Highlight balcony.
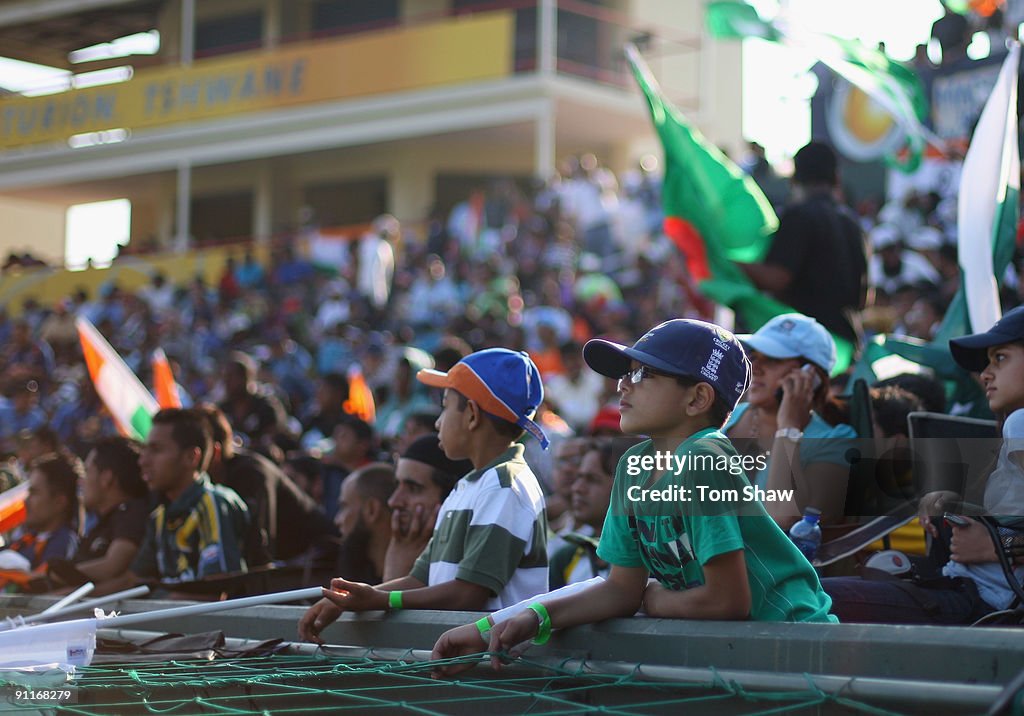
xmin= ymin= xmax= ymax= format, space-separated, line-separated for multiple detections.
xmin=0 ymin=0 xmax=700 ymax=156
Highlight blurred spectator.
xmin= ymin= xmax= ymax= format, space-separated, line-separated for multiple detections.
xmin=48 ymin=437 xmax=148 ymax=589
xmin=334 ymin=463 xmax=396 ymax=585
xmin=218 ymin=352 xmax=288 ymax=447
xmin=0 ymin=382 xmax=48 ymax=451
xmin=545 ymin=341 xmax=604 ymax=433
xmin=200 ymin=405 xmax=336 ymax=564
xmin=5 ymin=454 xmax=80 ymax=573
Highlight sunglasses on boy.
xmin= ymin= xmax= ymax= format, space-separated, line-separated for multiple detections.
xmin=617 ymin=365 xmax=687 ymax=392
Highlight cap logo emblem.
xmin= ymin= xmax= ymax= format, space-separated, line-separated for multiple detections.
xmin=778 ymin=319 xmax=796 ymax=334
xmin=700 ymin=348 xmax=724 ymax=382
xmin=712 ymin=327 xmax=733 ymax=350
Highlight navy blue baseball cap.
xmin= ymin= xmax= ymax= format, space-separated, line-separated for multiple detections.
xmin=583 ymin=319 xmax=751 ymax=409
xmin=949 ymin=305 xmax=1024 ymax=372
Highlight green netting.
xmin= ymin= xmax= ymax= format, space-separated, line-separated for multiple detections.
xmin=0 ymin=651 xmax=924 ymax=716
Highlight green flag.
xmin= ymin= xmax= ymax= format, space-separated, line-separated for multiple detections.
xmin=626 ymin=44 xmax=854 ymax=373
xmin=706 ymin=1 xmax=932 ymax=172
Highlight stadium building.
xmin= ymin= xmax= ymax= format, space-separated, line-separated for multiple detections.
xmin=0 ymin=0 xmax=741 ymax=297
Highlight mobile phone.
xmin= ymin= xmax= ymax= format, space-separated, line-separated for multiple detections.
xmin=775 ymin=364 xmax=823 ymax=403
xmin=943 ymin=512 xmax=970 ymax=528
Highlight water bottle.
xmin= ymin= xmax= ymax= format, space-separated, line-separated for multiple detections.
xmin=789 ymin=507 xmax=822 ymax=561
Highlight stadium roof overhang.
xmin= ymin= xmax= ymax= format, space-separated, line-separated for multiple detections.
xmin=0 ymin=0 xmax=160 ymax=70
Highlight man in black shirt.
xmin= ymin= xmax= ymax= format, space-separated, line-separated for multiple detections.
xmin=48 ymin=437 xmax=149 ymax=589
xmin=742 ymin=142 xmax=868 ymax=347
xmin=199 ymin=405 xmax=336 ymax=564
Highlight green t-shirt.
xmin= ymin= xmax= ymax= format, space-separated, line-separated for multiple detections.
xmin=596 ymin=428 xmax=838 ymax=623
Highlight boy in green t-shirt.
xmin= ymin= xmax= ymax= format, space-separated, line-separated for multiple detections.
xmin=432 ymin=319 xmax=837 ymax=675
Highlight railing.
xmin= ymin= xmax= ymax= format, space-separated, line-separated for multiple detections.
xmin=3 ymin=1 xmax=700 ymax=106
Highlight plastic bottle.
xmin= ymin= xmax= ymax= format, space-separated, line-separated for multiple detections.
xmin=789 ymin=507 xmax=822 ymax=561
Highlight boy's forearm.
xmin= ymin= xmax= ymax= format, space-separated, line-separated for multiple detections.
xmin=396 ymin=579 xmax=491 ymax=611
xmin=544 ymin=568 xmax=646 ymax=630
xmin=377 ymin=575 xmax=426 ymax=592
xmin=646 ymin=583 xmax=749 ymax=620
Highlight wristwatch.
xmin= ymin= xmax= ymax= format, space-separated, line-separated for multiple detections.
xmin=774 ymin=427 xmax=804 ymax=442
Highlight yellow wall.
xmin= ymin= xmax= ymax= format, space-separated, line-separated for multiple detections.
xmin=0 ymin=197 xmax=66 ymax=266
xmin=0 ymin=243 xmax=270 ymax=314
xmin=0 ymin=11 xmax=513 ymax=151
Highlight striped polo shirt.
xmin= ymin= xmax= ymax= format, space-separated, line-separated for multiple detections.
xmin=411 ymin=443 xmax=548 ymax=609
xmin=131 ymin=474 xmax=250 ymax=583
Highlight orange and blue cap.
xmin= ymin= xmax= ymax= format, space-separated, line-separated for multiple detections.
xmin=417 ymin=348 xmax=549 ymax=449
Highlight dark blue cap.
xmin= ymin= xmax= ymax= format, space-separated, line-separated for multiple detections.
xmin=949 ymin=305 xmax=1024 ymax=372
xmin=583 ymin=319 xmax=751 ymax=409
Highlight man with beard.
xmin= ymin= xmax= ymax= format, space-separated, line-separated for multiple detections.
xmin=334 ymin=464 xmax=396 ymax=585
xmin=382 ymin=434 xmax=472 ymax=580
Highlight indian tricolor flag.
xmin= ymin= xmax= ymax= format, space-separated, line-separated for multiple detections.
xmin=77 ymin=317 xmax=159 ymax=440
xmin=343 ymin=365 xmax=376 ymax=424
xmin=152 ymin=348 xmax=183 ymax=409
xmin=625 ymin=44 xmax=855 ymax=372
xmin=0 ymin=482 xmax=29 ymax=534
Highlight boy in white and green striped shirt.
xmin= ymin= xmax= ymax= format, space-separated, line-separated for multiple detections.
xmin=299 ymin=348 xmax=549 ymax=644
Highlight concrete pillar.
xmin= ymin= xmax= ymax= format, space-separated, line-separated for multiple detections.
xmin=535 ymin=100 xmax=556 ymax=180
xmin=538 ymin=0 xmax=556 ymax=75
xmin=180 ymin=0 xmax=195 ymax=66
xmin=264 ymin=0 xmax=282 ymax=48
xmin=175 ymin=160 xmax=192 ymax=251
xmin=253 ymin=161 xmax=273 ymax=243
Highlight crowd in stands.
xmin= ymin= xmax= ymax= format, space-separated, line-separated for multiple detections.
xmin=1 ymin=144 xmax=1024 ymax=634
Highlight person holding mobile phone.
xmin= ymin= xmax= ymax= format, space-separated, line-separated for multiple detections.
xmin=723 ymin=313 xmax=857 ymax=530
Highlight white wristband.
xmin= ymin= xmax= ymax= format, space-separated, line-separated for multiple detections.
xmin=775 ymin=427 xmax=803 ymax=442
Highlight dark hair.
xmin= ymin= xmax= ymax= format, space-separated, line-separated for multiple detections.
xmin=673 ymin=375 xmax=734 ymax=429
xmin=285 ymin=453 xmax=322 ymax=482
xmin=559 ymin=341 xmax=583 ymax=359
xmin=870 ymin=386 xmax=925 ymax=438
xmin=151 ymin=408 xmax=213 ymax=468
xmin=801 ymin=362 xmax=849 ymax=428
xmin=586 ymin=436 xmax=645 ymax=477
xmin=351 ymin=463 xmax=397 ymax=505
xmin=193 ymin=403 xmax=235 ymax=464
xmin=405 ymin=411 xmax=440 ymax=434
xmin=227 ymin=351 xmax=257 ymax=382
xmin=402 ymin=433 xmax=472 ymax=500
xmin=873 ymin=373 xmax=946 ymax=414
xmin=339 ymin=415 xmax=375 ymax=445
xmin=433 ymin=338 xmax=472 ymax=372
xmin=31 ymin=454 xmax=82 ymax=524
xmin=29 ymin=426 xmax=59 ymax=451
xmin=90 ymin=437 xmax=146 ymax=499
xmin=793 ymin=141 xmax=837 ymax=186
xmin=320 ymin=373 xmax=350 ymax=400
xmin=453 ymin=391 xmax=524 ymax=441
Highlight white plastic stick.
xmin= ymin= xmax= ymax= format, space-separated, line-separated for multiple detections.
xmin=98 ymin=586 xmax=323 ymax=629
xmin=3 ymin=586 xmax=152 ymax=630
xmin=41 ymin=582 xmax=95 ymax=615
